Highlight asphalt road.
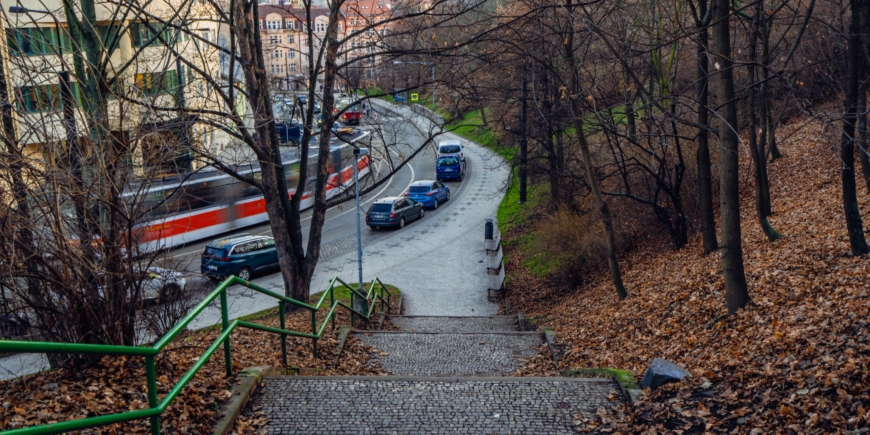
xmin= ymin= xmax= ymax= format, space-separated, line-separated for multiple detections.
xmin=168 ymin=109 xmax=461 ymax=275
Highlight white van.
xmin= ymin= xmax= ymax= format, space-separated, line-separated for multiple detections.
xmin=437 ymin=139 xmax=465 ymax=162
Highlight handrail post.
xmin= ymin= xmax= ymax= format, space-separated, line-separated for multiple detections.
xmin=278 ymin=303 xmax=288 ymax=366
xmin=145 ymin=356 xmax=161 ymax=435
xmin=311 ymin=310 xmax=318 ymax=358
xmin=330 ymin=285 xmax=336 ymax=330
xmin=219 ymin=289 xmax=233 ymax=377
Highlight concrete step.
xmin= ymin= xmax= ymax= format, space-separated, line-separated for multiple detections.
xmin=254 ymin=376 xmax=621 ymax=435
xmin=389 ymin=315 xmax=518 ymax=333
xmin=352 ymin=331 xmax=544 ymax=376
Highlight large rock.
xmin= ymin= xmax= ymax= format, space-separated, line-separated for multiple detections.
xmin=640 ymin=358 xmax=692 ymax=390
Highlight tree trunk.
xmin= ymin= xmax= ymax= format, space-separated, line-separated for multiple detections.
xmin=695 ymin=7 xmax=719 ymax=254
xmin=748 ymin=8 xmax=781 ymax=242
xmin=563 ymin=3 xmax=627 ymax=299
xmin=711 ymin=0 xmax=750 ymax=313
xmin=858 ymin=75 xmax=870 ymax=194
xmin=840 ymin=3 xmax=870 ymax=255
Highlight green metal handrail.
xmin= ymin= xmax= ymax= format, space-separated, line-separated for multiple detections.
xmin=0 ymin=275 xmax=393 ymax=435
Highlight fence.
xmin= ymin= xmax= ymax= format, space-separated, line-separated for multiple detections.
xmin=0 ymin=275 xmax=393 ymax=435
xmin=485 ymin=219 xmax=506 ymax=312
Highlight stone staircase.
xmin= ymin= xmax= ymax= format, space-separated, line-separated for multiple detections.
xmin=251 ymin=314 xmax=623 ymax=434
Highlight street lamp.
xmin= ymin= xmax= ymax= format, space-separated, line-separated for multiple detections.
xmin=393 ymin=61 xmax=435 ymax=109
xmin=352 ymin=147 xmax=369 ymax=315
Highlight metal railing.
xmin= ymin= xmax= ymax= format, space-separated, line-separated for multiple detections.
xmin=0 ymin=275 xmax=393 ymax=435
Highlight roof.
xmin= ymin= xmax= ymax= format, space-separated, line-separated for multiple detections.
xmin=208 ymin=234 xmax=257 ymax=248
xmin=259 ymin=5 xmax=345 ymax=20
xmin=374 ymin=197 xmax=403 ymax=203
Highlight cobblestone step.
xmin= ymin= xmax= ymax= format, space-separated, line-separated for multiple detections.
xmin=389 ymin=315 xmax=518 ymax=333
xmin=254 ymin=376 xmax=622 ymax=435
xmin=353 ymin=331 xmax=544 ymax=376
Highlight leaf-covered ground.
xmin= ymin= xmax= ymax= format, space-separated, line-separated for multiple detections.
xmin=0 ymin=293 xmax=398 ymax=434
xmin=505 ymin=117 xmax=870 ymax=433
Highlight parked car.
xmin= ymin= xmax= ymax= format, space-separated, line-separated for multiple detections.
xmin=436 ymin=156 xmax=464 ymax=181
xmin=136 ymin=266 xmax=188 ymax=301
xmin=201 ymin=234 xmax=279 ymax=281
xmin=296 ymin=94 xmax=308 ymax=105
xmin=313 ymin=101 xmax=321 ymax=114
xmin=366 ymin=197 xmax=425 ymax=229
xmin=438 ymin=139 xmax=465 ymax=162
xmin=404 ymin=180 xmax=450 ymax=209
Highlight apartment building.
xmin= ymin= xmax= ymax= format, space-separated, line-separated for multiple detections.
xmin=342 ymin=0 xmax=394 ymax=84
xmin=0 ymin=0 xmax=230 ymax=175
xmin=258 ymin=4 xmax=345 ymax=91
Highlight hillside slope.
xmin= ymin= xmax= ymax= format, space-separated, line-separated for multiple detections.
xmin=506 ymin=118 xmax=870 ymax=433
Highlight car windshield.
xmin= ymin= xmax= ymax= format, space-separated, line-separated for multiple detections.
xmin=440 ymin=145 xmax=461 ymax=154
xmin=437 ymin=157 xmax=459 ymax=166
xmin=204 ymin=247 xmax=227 ymax=258
xmin=370 ymin=204 xmax=392 ymax=212
xmin=409 ymin=186 xmax=431 ymax=193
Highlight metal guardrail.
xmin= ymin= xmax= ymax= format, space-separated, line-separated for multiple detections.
xmin=0 ymin=275 xmax=393 ymax=435
xmin=485 ymin=219 xmax=507 ymax=312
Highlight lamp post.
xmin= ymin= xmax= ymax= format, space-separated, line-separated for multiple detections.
xmin=393 ymin=61 xmax=435 ymax=109
xmin=352 ymin=147 xmax=369 ymax=314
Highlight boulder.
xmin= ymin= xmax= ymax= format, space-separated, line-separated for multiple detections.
xmin=640 ymin=358 xmax=692 ymax=390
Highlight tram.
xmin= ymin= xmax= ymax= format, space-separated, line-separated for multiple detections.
xmin=131 ymin=131 xmax=372 ymax=251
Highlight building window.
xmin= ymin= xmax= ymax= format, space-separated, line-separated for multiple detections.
xmin=290 ymin=64 xmax=296 ymax=72
xmin=316 ymin=23 xmax=326 ymax=32
xmin=135 ymin=70 xmax=178 ymax=96
xmin=288 ymin=50 xmax=295 ymax=59
xmin=286 ymin=20 xmax=295 ymax=30
xmin=287 ymin=34 xmax=294 ymax=44
xmin=131 ymin=23 xmax=177 ymax=48
xmin=19 ymin=84 xmax=60 ymax=112
xmin=270 ymin=36 xmax=279 ymax=44
xmin=6 ymin=27 xmax=74 ymax=56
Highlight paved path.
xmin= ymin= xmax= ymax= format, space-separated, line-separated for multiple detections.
xmin=390 ymin=316 xmax=517 ymax=333
xmin=255 ymin=376 xmax=619 ymax=435
xmin=356 ymin=331 xmax=544 ymax=376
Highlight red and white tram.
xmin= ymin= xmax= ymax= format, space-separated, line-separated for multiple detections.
xmin=133 ymin=132 xmax=372 ymax=251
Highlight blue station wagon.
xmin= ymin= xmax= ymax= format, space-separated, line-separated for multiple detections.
xmin=201 ymin=234 xmax=278 ymax=281
xmin=405 ymin=180 xmax=450 ymax=209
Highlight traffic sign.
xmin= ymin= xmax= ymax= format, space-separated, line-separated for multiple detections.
xmin=410 ymin=93 xmax=418 ymax=101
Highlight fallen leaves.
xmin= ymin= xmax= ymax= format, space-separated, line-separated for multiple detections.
xmin=503 ymin=112 xmax=870 ymax=433
xmin=0 ymin=294 xmax=399 ymax=433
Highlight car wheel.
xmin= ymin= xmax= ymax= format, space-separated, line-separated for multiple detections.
xmin=398 ymin=217 xmax=406 ymax=229
xmin=159 ymin=283 xmax=182 ymax=303
xmin=369 ymin=225 xmax=377 ymax=230
xmin=420 ymin=208 xmax=425 ymax=219
xmin=433 ymin=199 xmax=438 ymax=209
xmin=237 ymin=266 xmax=252 ymax=281
xmin=446 ymin=191 xmax=451 ymax=201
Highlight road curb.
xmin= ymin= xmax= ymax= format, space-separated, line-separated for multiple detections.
xmin=213 ymin=366 xmax=284 ymax=435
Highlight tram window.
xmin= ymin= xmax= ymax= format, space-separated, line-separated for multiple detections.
xmin=285 ymin=162 xmax=300 ymax=187
xmin=239 ymin=172 xmax=264 ymax=199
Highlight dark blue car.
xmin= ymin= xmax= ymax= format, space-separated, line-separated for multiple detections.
xmin=436 ymin=156 xmax=464 ymax=181
xmin=405 ymin=180 xmax=450 ymax=209
xmin=201 ymin=234 xmax=279 ymax=281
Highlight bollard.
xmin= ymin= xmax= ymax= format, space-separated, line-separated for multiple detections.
xmin=485 ymin=219 xmax=494 ymax=240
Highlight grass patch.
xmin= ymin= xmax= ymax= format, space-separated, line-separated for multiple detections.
xmin=563 ymin=367 xmax=639 ymax=390
xmin=198 ymin=282 xmax=401 ymax=332
xmin=359 ymin=86 xmax=394 ymax=103
xmin=446 ymin=108 xmax=503 ymax=152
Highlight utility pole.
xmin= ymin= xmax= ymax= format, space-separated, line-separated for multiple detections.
xmin=518 ymin=68 xmax=528 ymax=204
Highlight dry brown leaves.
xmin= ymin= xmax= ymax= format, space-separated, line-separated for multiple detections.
xmin=505 ymin=115 xmax=870 ymax=434
xmin=0 ymin=294 xmax=398 ymax=434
